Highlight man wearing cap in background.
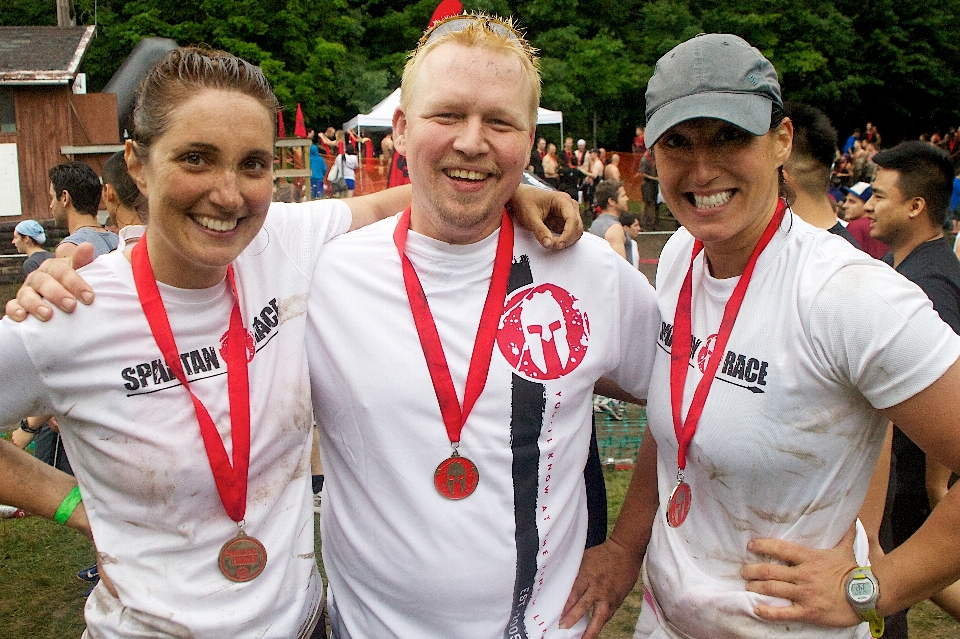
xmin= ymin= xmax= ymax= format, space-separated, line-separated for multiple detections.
xmin=843 ymin=181 xmax=889 ymax=259
xmin=12 ymin=220 xmax=54 ymax=276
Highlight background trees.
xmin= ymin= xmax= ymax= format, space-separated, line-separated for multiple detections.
xmin=5 ymin=0 xmax=960 ymax=149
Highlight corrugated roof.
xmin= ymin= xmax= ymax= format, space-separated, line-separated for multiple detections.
xmin=0 ymin=25 xmax=95 ymax=84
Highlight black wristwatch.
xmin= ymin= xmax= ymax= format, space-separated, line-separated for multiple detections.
xmin=19 ymin=418 xmax=42 ymax=434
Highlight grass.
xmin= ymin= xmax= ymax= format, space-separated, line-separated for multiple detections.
xmin=0 ymin=518 xmax=92 ymax=638
xmin=0 ymin=283 xmax=18 ymax=318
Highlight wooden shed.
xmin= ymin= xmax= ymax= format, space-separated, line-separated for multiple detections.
xmin=0 ymin=25 xmax=120 ymax=223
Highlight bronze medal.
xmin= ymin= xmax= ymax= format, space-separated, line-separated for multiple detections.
xmin=434 ymin=452 xmax=480 ymax=500
xmin=218 ymin=532 xmax=267 ymax=582
xmin=666 ymin=480 xmax=692 ymax=528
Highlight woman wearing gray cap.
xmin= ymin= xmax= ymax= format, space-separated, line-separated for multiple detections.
xmin=562 ymin=33 xmax=960 ymax=639
xmin=12 ymin=220 xmax=54 ymax=275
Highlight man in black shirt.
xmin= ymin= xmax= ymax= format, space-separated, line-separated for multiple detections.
xmin=865 ymin=140 xmax=960 ymax=636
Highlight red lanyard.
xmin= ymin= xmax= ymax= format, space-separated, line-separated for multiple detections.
xmin=669 ymin=199 xmax=786 ymax=471
xmin=392 ymin=207 xmax=514 ymax=445
xmin=131 ymin=239 xmax=251 ymax=523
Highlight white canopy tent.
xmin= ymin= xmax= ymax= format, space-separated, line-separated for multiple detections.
xmin=343 ymin=88 xmax=563 ymax=139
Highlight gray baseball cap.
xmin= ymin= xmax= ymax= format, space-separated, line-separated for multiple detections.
xmin=644 ymin=33 xmax=782 ymax=146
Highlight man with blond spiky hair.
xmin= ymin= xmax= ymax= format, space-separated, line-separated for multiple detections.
xmin=306 ymin=13 xmax=659 ymax=639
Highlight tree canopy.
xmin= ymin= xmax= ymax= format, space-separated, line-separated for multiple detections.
xmin=5 ymin=0 xmax=960 ymax=149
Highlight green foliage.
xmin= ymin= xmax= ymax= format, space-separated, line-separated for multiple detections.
xmin=0 ymin=0 xmax=55 ymax=25
xmin=4 ymin=0 xmax=960 ymax=147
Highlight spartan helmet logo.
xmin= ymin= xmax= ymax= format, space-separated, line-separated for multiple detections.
xmin=220 ymin=328 xmax=257 ymax=363
xmin=447 ymin=459 xmax=466 ymax=495
xmin=497 ymin=283 xmax=589 ymax=381
xmin=698 ymin=334 xmax=717 ymax=374
xmin=434 ymin=455 xmax=479 ymax=499
xmin=520 ymin=290 xmax=570 ymax=375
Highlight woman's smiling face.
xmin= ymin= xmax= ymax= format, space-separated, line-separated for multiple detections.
xmin=129 ymin=88 xmax=275 ymax=288
xmin=654 ymin=117 xmax=792 ymax=263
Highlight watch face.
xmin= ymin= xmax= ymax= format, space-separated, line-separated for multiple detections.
xmin=848 ymin=578 xmax=876 ymax=603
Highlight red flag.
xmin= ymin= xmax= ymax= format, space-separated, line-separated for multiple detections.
xmin=277 ymin=111 xmax=286 ymax=138
xmin=387 ymin=151 xmax=410 ymax=188
xmin=429 ymin=0 xmax=463 ymax=26
xmin=293 ymin=105 xmax=305 ymax=192
xmin=294 ymin=103 xmax=307 ymax=139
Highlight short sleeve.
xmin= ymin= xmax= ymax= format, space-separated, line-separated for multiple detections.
xmin=808 ymin=262 xmax=960 ymax=409
xmin=609 ymin=258 xmax=661 ymax=399
xmin=0 ymin=319 xmax=50 ymax=424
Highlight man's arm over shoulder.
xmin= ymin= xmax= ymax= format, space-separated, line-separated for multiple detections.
xmin=345 ymin=185 xmax=413 ymax=231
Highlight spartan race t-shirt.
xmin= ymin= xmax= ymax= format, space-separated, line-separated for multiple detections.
xmin=0 ymin=200 xmax=351 ymax=639
xmin=638 ymin=213 xmax=960 ymax=639
xmin=307 ymin=216 xmax=660 ymax=639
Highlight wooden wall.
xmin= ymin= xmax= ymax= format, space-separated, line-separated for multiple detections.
xmin=13 ymin=86 xmax=73 ymax=222
xmin=3 ymin=89 xmax=119 ymax=223
xmin=70 ymin=93 xmax=119 ymax=146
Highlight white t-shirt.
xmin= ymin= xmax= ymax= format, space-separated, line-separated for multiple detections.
xmin=639 ymin=213 xmax=960 ymax=639
xmin=0 ymin=201 xmax=351 ymax=639
xmin=627 ymin=236 xmax=640 ymax=269
xmin=306 ymin=216 xmax=661 ymax=639
xmin=115 ymin=224 xmax=145 ymax=252
xmin=339 ymin=154 xmax=358 ymax=181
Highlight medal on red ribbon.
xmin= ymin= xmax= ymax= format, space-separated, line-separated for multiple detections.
xmin=393 ymin=207 xmax=514 ymax=500
xmin=434 ymin=450 xmax=481 ymax=500
xmin=668 ymin=199 xmax=786 ymax=527
xmin=131 ymin=239 xmax=266 ymax=580
xmin=218 ymin=531 xmax=267 ymax=582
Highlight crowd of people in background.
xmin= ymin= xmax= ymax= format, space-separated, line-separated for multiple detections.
xmin=291 ymin=116 xmax=960 ymax=239
xmin=526 ymin=126 xmax=662 ymax=231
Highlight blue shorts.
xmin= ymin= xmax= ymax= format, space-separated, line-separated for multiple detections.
xmin=345 ymin=179 xmax=355 ymax=191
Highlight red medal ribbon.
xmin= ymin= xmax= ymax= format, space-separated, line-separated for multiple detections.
xmin=670 ymin=199 xmax=787 ymax=471
xmin=393 ymin=207 xmax=514 ymax=445
xmin=131 ymin=239 xmax=251 ymax=523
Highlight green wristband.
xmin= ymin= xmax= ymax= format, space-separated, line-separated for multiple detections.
xmin=53 ymin=486 xmax=82 ymax=525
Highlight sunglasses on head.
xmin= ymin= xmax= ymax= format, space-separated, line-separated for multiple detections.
xmin=415 ymin=14 xmax=534 ymax=60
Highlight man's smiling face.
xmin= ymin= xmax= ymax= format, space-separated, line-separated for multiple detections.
xmin=394 ymin=41 xmax=536 ymax=244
